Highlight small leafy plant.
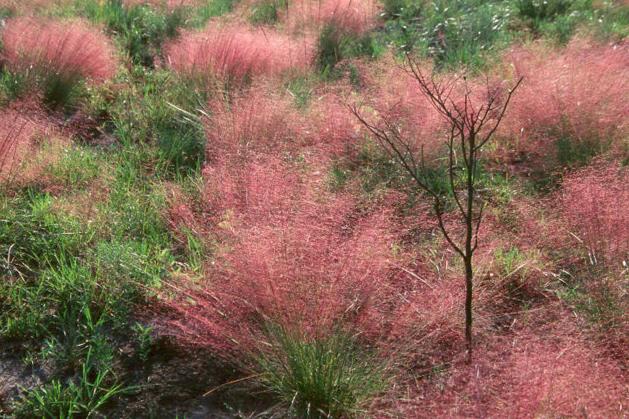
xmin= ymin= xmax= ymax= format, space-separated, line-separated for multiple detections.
xmin=132 ymin=322 xmax=154 ymax=362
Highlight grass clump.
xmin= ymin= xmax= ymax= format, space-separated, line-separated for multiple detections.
xmin=317 ymin=24 xmax=378 ymax=75
xmin=516 ymin=0 xmax=572 ymax=26
xmin=381 ymin=0 xmax=513 ymax=70
xmin=83 ymin=67 xmax=206 ymax=177
xmin=132 ymin=322 xmax=154 ymax=362
xmin=562 ymin=282 xmax=625 ymax=328
xmin=192 ymin=0 xmax=239 ymax=26
xmin=0 ymin=248 xmax=152 ymax=367
xmin=0 ymin=149 xmax=174 ymax=412
xmin=555 ymin=134 xmax=611 ymax=168
xmin=0 ymin=67 xmax=86 ymax=110
xmin=250 ymin=0 xmax=286 ymax=25
xmin=494 ymin=246 xmax=528 ymax=277
xmin=44 ymin=146 xmax=102 ymax=189
xmin=1 ymin=260 xmax=99 ymax=341
xmin=94 ymin=67 xmax=206 ymax=175
xmin=556 ymin=265 xmax=626 ymax=347
xmin=256 ymin=325 xmax=387 ymax=418
xmin=14 ymin=347 xmax=128 ymax=419
xmin=96 ymin=155 xmax=173 ymax=247
xmin=0 ymin=17 xmax=116 ymax=110
xmin=513 ymin=0 xmax=628 ymax=43
xmin=0 ymin=192 xmax=89 ymax=277
xmin=79 ymin=0 xmax=186 ymax=66
xmin=0 ymin=70 xmax=29 ymax=105
xmin=0 ymin=145 xmax=173 ymax=355
xmin=381 ymin=0 xmax=628 ymax=70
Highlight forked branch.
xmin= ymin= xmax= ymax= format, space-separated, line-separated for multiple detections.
xmin=350 ymin=56 xmax=522 ymax=361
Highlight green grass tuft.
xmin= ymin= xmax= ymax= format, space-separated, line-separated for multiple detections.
xmin=79 ymin=0 xmax=187 ymax=66
xmin=256 ymin=325 xmax=387 ymax=418
xmin=14 ymin=347 xmax=129 ymax=419
xmin=317 ymin=24 xmax=378 ymax=75
xmin=44 ymin=146 xmax=102 ymax=189
xmin=191 ymin=0 xmax=239 ymax=27
xmin=249 ymin=0 xmax=286 ymax=25
xmin=97 ymin=67 xmax=206 ymax=176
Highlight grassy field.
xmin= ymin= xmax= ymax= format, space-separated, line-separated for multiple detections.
xmin=0 ymin=0 xmax=627 ymax=417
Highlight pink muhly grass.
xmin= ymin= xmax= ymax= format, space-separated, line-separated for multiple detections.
xmin=319 ymin=0 xmax=378 ymax=35
xmin=0 ymin=103 xmax=54 ymax=182
xmin=284 ymin=0 xmax=379 ymax=35
xmin=560 ymin=161 xmax=628 ymax=267
xmin=164 ymin=25 xmax=313 ymax=86
xmin=0 ymin=0 xmax=72 ymax=14
xmin=307 ymin=92 xmax=363 ymax=158
xmin=389 ymin=313 xmax=627 ymax=418
xmin=0 ymin=113 xmax=28 ymax=180
xmin=354 ymin=61 xmax=456 ymax=161
xmin=124 ymin=0 xmax=198 ymax=8
xmin=489 ymin=318 xmax=628 ymax=418
xmin=387 ymin=274 xmax=467 ymax=364
xmin=161 ymin=157 xmax=399 ymax=358
xmin=204 ymin=87 xmax=305 ymax=161
xmin=219 ymin=201 xmax=394 ymax=331
xmin=502 ymin=39 xmax=629 ymax=161
xmin=1 ymin=17 xmax=116 ymax=83
xmin=204 ymin=86 xmax=364 ymax=163
xmin=202 ymin=157 xmax=302 ymax=227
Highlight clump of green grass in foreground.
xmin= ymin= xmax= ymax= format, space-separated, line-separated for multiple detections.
xmin=0 ymin=66 xmax=69 ymax=109
xmin=14 ymin=347 xmax=129 ymax=419
xmin=0 ymin=146 xmax=174 ymax=343
xmin=0 ymin=148 xmax=175 ymax=411
xmin=256 ymin=325 xmax=387 ymax=418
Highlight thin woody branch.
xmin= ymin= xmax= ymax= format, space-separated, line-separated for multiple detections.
xmin=350 ymin=60 xmax=522 ymax=361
